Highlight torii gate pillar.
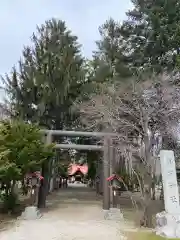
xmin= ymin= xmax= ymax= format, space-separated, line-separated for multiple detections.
xmin=103 ymin=137 xmax=110 ymax=210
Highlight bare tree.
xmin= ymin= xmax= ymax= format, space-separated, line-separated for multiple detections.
xmin=78 ymin=73 xmax=180 ymax=227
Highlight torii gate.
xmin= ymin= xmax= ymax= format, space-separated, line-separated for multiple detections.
xmin=38 ymin=129 xmax=117 ymax=210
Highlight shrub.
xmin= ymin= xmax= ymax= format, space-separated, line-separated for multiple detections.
xmin=0 ymin=120 xmax=54 ymax=212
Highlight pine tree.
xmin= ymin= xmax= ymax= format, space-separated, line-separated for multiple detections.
xmin=122 ymin=0 xmax=180 ymax=72
xmin=94 ymin=18 xmax=132 ymax=83
xmin=3 ymin=18 xmax=86 ymax=129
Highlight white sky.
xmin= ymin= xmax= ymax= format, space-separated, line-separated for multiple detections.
xmin=0 ymin=0 xmax=132 ymax=99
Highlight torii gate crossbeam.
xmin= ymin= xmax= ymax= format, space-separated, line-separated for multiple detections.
xmin=39 ymin=129 xmax=116 ymax=211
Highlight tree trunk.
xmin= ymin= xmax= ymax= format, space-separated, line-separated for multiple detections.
xmin=38 ymin=131 xmax=52 ymax=207
xmin=143 ymin=204 xmax=153 ymax=227
xmin=141 ymin=186 xmax=153 ymax=228
xmin=141 ymin=115 xmax=154 ymax=228
xmin=97 ymin=160 xmax=103 ymax=195
xmin=38 ymin=160 xmax=50 ymax=208
xmin=160 ymin=186 xmax=164 ymax=201
xmin=5 ymin=181 xmax=10 ymax=198
xmin=151 ymin=176 xmax=156 ymax=200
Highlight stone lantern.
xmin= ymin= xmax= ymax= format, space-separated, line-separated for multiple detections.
xmin=107 ymin=174 xmax=121 ymax=189
xmin=31 ymin=175 xmax=39 ymax=188
xmin=20 ymin=172 xmax=43 ymax=220
xmin=27 ymin=172 xmax=43 ymax=205
xmin=107 ymin=174 xmax=122 ymax=208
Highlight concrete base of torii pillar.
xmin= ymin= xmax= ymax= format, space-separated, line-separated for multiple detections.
xmin=20 ymin=206 xmax=42 ymax=220
xmin=103 ymin=208 xmax=124 ymax=221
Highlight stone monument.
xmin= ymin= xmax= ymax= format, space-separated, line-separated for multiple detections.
xmin=156 ymin=150 xmax=180 ymax=238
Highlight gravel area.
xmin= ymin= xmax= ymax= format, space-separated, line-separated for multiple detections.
xmin=0 ymin=183 xmax=126 ymax=240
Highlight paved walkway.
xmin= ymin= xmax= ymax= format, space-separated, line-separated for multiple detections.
xmin=0 ymin=183 xmax=126 ymax=240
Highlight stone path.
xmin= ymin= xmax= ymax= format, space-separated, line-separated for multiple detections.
xmin=0 ymin=183 xmax=126 ymax=240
